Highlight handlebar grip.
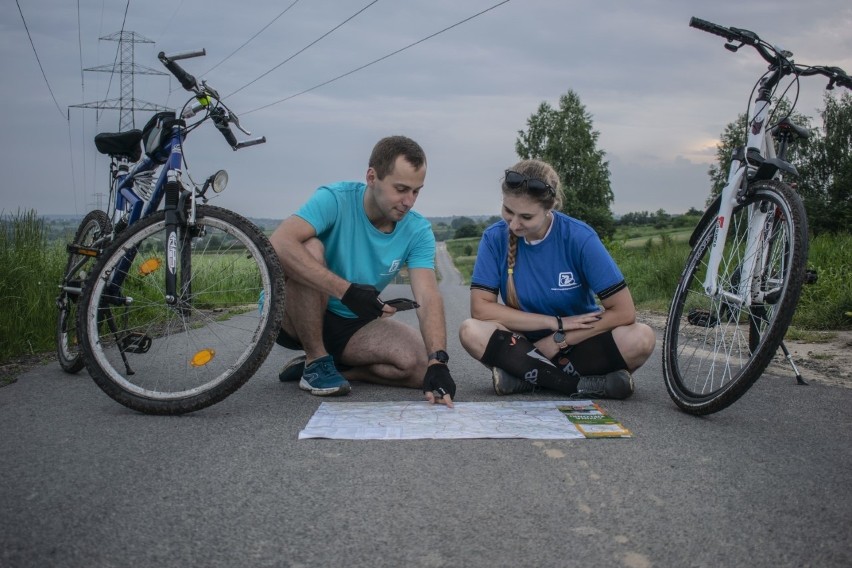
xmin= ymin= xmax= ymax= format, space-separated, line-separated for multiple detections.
xmin=689 ymin=17 xmax=733 ymax=40
xmin=158 ymin=52 xmax=198 ymax=92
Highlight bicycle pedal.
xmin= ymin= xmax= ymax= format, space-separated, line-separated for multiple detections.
xmin=67 ymin=243 xmax=100 ymax=258
xmin=687 ymin=308 xmax=718 ymax=327
xmin=120 ymin=333 xmax=152 ymax=354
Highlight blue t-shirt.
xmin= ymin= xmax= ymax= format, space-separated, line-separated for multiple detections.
xmin=296 ymin=181 xmax=436 ymax=318
xmin=470 ymin=212 xmax=625 ymax=316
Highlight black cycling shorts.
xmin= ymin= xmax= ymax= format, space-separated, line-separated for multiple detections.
xmin=276 ymin=311 xmax=373 ymax=367
xmin=524 ymin=328 xmax=628 ymax=377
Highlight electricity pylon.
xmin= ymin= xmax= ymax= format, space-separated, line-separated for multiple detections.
xmin=70 ymin=30 xmax=172 ymax=131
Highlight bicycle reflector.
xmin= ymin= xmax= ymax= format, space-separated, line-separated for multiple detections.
xmin=191 ymin=349 xmax=216 ymax=367
xmin=138 ymin=257 xmax=162 ymax=276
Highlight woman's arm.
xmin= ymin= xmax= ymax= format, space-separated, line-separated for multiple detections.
xmin=469 ymin=288 xmax=599 ymax=333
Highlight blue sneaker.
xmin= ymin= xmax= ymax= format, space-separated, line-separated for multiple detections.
xmin=299 ymin=355 xmax=351 ymax=396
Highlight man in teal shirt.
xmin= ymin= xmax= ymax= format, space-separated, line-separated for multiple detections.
xmin=270 ymin=136 xmax=456 ymax=406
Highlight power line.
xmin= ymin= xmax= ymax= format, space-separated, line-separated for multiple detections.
xmin=225 ymin=0 xmax=379 ymax=99
xmin=245 ymin=0 xmax=511 ymax=115
xmin=15 ymin=0 xmax=65 ymax=118
xmin=201 ymin=0 xmax=302 ymax=78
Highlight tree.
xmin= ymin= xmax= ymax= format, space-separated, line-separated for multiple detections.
xmin=450 ymin=216 xmax=476 ymax=230
xmin=799 ymin=92 xmax=852 ymax=234
xmin=516 ymin=90 xmax=615 ymax=239
xmin=453 ymin=224 xmax=483 ymax=239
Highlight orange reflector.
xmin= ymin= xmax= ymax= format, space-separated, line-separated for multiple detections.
xmin=190 ymin=349 xmax=215 ymax=367
xmin=138 ymin=257 xmax=162 ymax=276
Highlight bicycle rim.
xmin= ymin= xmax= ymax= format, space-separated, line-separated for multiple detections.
xmin=662 ymin=180 xmax=807 ymax=415
xmin=57 ymin=210 xmax=111 ymax=374
xmin=80 ymin=206 xmax=283 ymax=414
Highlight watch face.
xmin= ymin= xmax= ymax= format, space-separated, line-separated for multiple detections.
xmin=553 ymin=331 xmax=566 ymax=343
xmin=431 ymin=350 xmax=449 ymax=364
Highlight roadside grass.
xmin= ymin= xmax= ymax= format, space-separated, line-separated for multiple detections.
xmin=0 ymin=210 xmax=65 ymax=363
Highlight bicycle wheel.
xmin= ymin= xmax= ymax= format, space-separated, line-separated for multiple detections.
xmin=662 ymin=179 xmax=808 ymax=415
xmin=56 ymin=209 xmax=112 ymax=373
xmin=78 ymin=205 xmax=284 ymax=414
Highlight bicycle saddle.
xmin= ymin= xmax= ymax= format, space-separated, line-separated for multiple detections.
xmin=771 ymin=117 xmax=810 ymax=140
xmin=94 ymin=129 xmax=143 ymax=161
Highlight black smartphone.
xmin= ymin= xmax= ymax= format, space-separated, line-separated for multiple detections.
xmin=384 ymin=298 xmax=420 ymax=311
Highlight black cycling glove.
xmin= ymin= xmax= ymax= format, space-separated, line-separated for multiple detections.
xmin=341 ymin=283 xmax=384 ymax=320
xmin=423 ymin=363 xmax=457 ymax=400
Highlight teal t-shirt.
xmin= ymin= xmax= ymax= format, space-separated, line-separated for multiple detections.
xmin=295 ymin=181 xmax=435 ymax=318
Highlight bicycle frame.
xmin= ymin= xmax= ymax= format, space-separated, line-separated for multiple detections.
xmin=104 ymin=122 xmax=191 ymax=304
xmin=702 ymin=87 xmax=781 ymax=306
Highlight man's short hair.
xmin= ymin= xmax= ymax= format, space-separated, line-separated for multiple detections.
xmin=369 ymin=135 xmax=426 ymax=179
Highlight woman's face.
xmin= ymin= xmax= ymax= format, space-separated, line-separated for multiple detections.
xmin=501 ymin=193 xmax=552 ymax=240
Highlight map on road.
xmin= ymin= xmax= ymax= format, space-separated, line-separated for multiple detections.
xmin=298 ymin=400 xmax=632 ymax=440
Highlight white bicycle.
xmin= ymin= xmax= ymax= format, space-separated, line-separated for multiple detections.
xmin=662 ymin=17 xmax=852 ymax=415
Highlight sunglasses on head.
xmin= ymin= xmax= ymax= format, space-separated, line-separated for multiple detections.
xmin=504 ymin=170 xmax=554 ymax=195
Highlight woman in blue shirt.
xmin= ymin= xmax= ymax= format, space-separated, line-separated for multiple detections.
xmin=458 ymin=159 xmax=655 ymax=398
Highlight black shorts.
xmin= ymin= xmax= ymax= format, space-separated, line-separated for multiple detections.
xmin=276 ymin=311 xmax=373 ymax=366
xmin=525 ymin=329 xmax=627 ymax=377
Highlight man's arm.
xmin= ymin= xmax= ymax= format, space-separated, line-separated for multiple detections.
xmin=409 ymin=267 xmax=456 ymax=407
xmin=269 ymin=216 xmax=350 ymax=299
xmin=408 ymin=267 xmax=447 ymax=355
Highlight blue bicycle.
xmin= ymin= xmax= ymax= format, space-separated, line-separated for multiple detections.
xmin=74 ymin=49 xmax=284 ymax=415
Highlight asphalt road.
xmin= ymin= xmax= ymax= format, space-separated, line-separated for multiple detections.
xmin=1 ymin=244 xmax=850 ymax=567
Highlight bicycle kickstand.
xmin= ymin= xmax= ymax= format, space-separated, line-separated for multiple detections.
xmin=779 ymin=341 xmax=808 ymax=385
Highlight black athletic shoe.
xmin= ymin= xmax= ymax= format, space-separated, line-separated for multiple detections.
xmin=278 ymin=354 xmax=306 ymax=382
xmin=575 ymin=369 xmax=634 ymax=400
xmin=492 ymin=367 xmax=534 ymax=395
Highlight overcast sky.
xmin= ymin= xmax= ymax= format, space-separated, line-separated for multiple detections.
xmin=3 ymin=0 xmax=850 ymax=220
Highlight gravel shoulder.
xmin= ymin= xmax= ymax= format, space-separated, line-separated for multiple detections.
xmin=637 ymin=310 xmax=852 ymax=389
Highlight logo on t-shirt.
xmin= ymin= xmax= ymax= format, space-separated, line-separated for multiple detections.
xmin=382 ymin=259 xmax=402 ymax=276
xmin=558 ymin=271 xmax=578 ymax=288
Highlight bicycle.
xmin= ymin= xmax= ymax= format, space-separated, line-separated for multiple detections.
xmin=56 ymin=112 xmax=167 ymax=373
xmin=662 ymin=17 xmax=852 ymax=415
xmin=75 ymin=49 xmax=284 ymax=415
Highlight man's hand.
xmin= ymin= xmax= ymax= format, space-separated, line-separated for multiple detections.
xmin=423 ymin=363 xmax=456 ymax=408
xmin=341 ymin=283 xmax=384 ymax=319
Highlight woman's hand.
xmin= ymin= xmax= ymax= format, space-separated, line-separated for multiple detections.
xmin=557 ymin=311 xmax=603 ymax=330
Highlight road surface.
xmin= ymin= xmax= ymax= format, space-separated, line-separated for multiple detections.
xmin=1 ymin=245 xmax=849 ymax=567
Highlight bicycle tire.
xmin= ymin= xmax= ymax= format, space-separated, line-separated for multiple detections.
xmin=56 ymin=210 xmax=112 ymax=373
xmin=78 ymin=205 xmax=284 ymax=414
xmin=662 ymin=179 xmax=808 ymax=415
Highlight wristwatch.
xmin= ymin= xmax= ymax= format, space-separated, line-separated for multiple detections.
xmin=428 ymin=350 xmax=449 ymax=364
xmin=553 ymin=316 xmax=568 ymax=349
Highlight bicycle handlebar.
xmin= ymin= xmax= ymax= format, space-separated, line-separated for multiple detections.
xmin=689 ymin=17 xmax=852 ymax=90
xmin=158 ymin=51 xmax=202 ymax=92
xmin=158 ymin=49 xmax=266 ymax=150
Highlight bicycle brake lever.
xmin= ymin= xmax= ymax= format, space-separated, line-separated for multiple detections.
xmin=200 ymin=80 xmax=220 ymax=100
xmin=229 ymin=113 xmax=252 ymax=136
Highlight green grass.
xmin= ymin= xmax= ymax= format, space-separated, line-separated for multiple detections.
xmin=0 ymin=210 xmax=271 ymax=366
xmin=0 ymin=210 xmax=66 ymax=361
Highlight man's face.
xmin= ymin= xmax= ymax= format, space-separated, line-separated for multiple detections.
xmin=366 ymin=155 xmax=426 ymax=223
